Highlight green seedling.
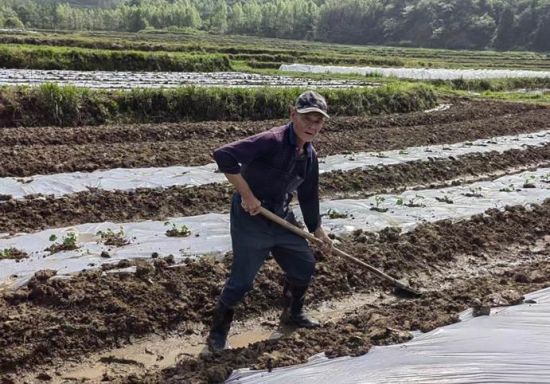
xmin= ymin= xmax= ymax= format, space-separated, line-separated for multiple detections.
xmin=0 ymin=248 xmax=28 ymax=260
xmin=370 ymin=196 xmax=388 ymax=212
xmin=435 ymin=194 xmax=454 ymax=204
xmin=398 ymin=150 xmax=409 ymax=155
xmin=47 ymin=232 xmax=79 ymax=254
xmin=523 ymin=175 xmax=537 ymax=188
xmin=374 ymin=152 xmax=388 ymax=158
xmin=404 ymin=194 xmax=426 ymax=208
xmin=326 ymin=209 xmax=349 ymax=219
xmin=463 ymin=186 xmax=483 ymax=198
xmin=165 ymin=222 xmax=191 ymax=237
xmin=96 ymin=226 xmax=129 ymax=247
xmin=499 ymin=184 xmax=516 ymax=193
xmin=541 ymin=173 xmax=550 ymax=184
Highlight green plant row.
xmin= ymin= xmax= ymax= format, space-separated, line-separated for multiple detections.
xmin=1 ymin=32 xmax=548 ymax=71
xmin=0 ymin=44 xmax=231 ymax=72
xmin=433 ymin=77 xmax=550 ymax=92
xmin=0 ymin=83 xmax=436 ymax=127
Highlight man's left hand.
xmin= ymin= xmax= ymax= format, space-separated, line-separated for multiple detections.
xmin=313 ymin=226 xmax=333 ymax=254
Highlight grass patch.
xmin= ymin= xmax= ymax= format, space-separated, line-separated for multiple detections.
xmin=0 ymin=248 xmax=29 ymax=260
xmin=0 ymin=31 xmax=548 ymax=71
xmin=0 ymin=83 xmax=436 ymax=127
xmin=431 ymin=77 xmax=550 ymax=92
xmin=0 ymin=44 xmax=231 ymax=72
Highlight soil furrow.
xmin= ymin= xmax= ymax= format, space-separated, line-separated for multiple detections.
xmin=0 ymin=99 xmax=539 ymax=147
xmin=2 ymin=200 xmax=550 ymax=375
xmin=1 ymin=105 xmax=549 ymax=177
xmin=2 ymin=145 xmax=550 ymax=233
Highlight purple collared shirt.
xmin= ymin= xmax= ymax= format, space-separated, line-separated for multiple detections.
xmin=213 ymin=123 xmax=321 ymax=232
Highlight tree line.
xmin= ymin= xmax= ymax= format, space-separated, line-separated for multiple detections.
xmin=1 ymin=0 xmax=549 ymax=52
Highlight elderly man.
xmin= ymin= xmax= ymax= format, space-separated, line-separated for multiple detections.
xmin=207 ymin=90 xmax=332 ymax=352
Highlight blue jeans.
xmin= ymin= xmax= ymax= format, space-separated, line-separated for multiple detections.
xmin=219 ymin=193 xmax=316 ymax=308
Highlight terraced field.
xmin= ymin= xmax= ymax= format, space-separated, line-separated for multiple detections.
xmin=1 ymin=98 xmax=550 ymax=383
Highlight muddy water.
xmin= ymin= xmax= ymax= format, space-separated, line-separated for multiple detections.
xmin=19 ymin=291 xmax=385 ymax=383
xmin=0 ymin=69 xmax=368 ymax=89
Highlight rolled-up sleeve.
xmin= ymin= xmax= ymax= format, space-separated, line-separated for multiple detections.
xmin=213 ymin=131 xmax=277 ymax=174
xmin=298 ymin=154 xmax=321 ymax=233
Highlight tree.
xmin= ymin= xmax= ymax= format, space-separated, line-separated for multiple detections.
xmin=493 ymin=7 xmax=515 ymax=50
xmin=210 ymin=0 xmax=227 ymax=33
xmin=532 ymin=5 xmax=550 ymax=51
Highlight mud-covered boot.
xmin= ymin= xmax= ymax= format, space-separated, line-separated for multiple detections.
xmin=280 ymin=281 xmax=320 ymax=329
xmin=207 ymin=301 xmax=234 ymax=352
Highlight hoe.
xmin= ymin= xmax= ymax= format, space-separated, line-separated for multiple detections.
xmin=259 ymin=207 xmax=422 ymax=297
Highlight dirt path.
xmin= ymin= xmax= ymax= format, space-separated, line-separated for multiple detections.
xmin=2 ymin=144 xmax=550 ymax=234
xmin=0 ymin=100 xmax=548 ymax=177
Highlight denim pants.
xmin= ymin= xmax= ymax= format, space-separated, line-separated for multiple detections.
xmin=219 ymin=193 xmax=316 ymax=308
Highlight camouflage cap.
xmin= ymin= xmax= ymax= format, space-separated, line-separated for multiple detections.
xmin=294 ymin=90 xmax=329 ymax=118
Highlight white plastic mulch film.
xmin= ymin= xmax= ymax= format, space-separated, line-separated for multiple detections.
xmin=226 ymin=287 xmax=550 ymax=384
xmin=3 ymin=129 xmax=550 ymax=201
xmin=3 ymin=168 xmax=550 ymax=289
xmin=0 ymin=69 xmax=365 ymax=89
xmin=280 ymin=63 xmax=550 ymax=80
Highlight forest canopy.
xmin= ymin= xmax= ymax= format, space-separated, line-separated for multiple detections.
xmin=1 ymin=0 xmax=549 ymax=51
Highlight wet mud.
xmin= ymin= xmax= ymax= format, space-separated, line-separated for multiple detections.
xmin=2 ymin=201 xmax=550 ymax=378
xmin=1 ymin=98 xmax=550 ymax=383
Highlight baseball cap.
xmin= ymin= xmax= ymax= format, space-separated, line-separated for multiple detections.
xmin=295 ymin=90 xmax=329 ymax=118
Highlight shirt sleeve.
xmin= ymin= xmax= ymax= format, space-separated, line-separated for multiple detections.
xmin=212 ymin=130 xmax=278 ymax=174
xmin=297 ymin=153 xmax=321 ymax=233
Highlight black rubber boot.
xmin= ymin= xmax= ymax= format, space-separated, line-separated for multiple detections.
xmin=207 ymin=301 xmax=234 ymax=352
xmin=280 ymin=281 xmax=320 ymax=329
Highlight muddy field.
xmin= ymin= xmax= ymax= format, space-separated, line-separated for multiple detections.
xmin=1 ymin=98 xmax=550 ymax=383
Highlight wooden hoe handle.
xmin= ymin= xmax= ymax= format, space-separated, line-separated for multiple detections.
xmin=258 ymin=207 xmax=407 ymax=287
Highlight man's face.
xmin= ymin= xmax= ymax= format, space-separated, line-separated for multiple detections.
xmin=291 ymin=109 xmax=326 ymax=144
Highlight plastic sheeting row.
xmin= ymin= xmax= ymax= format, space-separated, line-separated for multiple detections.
xmin=280 ymin=63 xmax=550 ymax=80
xmin=3 ymin=128 xmax=550 ymax=201
xmin=0 ymin=69 xmax=365 ymax=89
xmin=2 ymin=168 xmax=550 ymax=289
xmin=226 ymin=287 xmax=550 ymax=383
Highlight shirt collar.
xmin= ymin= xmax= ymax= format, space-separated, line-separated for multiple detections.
xmin=288 ymin=122 xmax=313 ymax=158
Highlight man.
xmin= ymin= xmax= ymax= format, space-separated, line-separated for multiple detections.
xmin=207 ymin=90 xmax=333 ymax=352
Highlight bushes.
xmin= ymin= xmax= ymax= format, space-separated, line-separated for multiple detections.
xmin=0 ymin=45 xmax=231 ymax=72
xmin=0 ymin=83 xmax=437 ymax=127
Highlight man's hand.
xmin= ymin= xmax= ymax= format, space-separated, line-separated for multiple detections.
xmin=241 ymin=194 xmax=262 ymax=215
xmin=223 ymin=173 xmax=261 ymax=216
xmin=314 ymin=226 xmax=333 ymax=254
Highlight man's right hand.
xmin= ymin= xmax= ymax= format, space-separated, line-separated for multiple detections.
xmin=241 ymin=194 xmax=262 ymax=215
xmin=223 ymin=173 xmax=261 ymax=215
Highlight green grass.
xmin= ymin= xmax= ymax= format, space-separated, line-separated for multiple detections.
xmin=430 ymin=77 xmax=550 ymax=93
xmin=473 ymin=90 xmax=550 ymax=105
xmin=0 ymin=44 xmax=231 ymax=72
xmin=0 ymin=30 xmax=548 ymax=71
xmin=0 ymin=82 xmax=436 ymax=127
